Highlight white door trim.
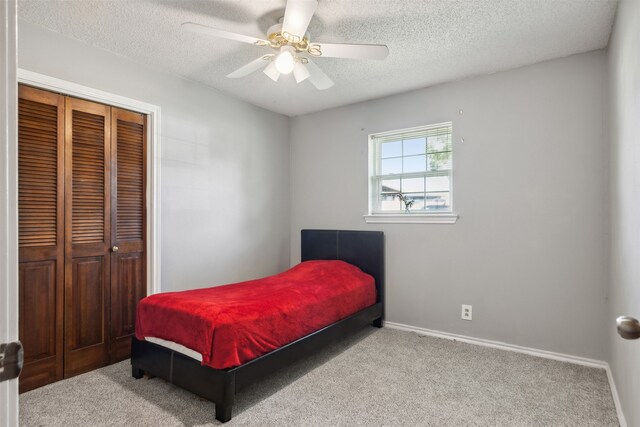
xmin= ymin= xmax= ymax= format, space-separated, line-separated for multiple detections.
xmin=17 ymin=69 xmax=162 ymax=296
xmin=0 ymin=0 xmax=19 ymax=425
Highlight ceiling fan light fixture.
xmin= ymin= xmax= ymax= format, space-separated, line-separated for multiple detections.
xmin=263 ymin=61 xmax=281 ymax=82
xmin=275 ymin=46 xmax=296 ymax=74
xmin=293 ymin=61 xmax=311 ymax=83
xmin=183 ymin=0 xmax=388 ymax=91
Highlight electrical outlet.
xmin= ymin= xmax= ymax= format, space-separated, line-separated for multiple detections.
xmin=461 ymin=304 xmax=472 ymax=321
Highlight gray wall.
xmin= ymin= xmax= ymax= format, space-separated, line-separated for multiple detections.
xmin=18 ymin=16 xmax=617 ymax=368
xmin=607 ymin=1 xmax=640 ymax=425
xmin=290 ymin=51 xmax=609 ymax=360
xmin=18 ymin=21 xmax=291 ymax=292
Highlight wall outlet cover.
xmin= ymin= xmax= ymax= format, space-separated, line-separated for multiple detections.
xmin=462 ymin=304 xmax=472 ymax=321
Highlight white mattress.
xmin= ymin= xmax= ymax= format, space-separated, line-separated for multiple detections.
xmin=145 ymin=337 xmax=202 ymax=362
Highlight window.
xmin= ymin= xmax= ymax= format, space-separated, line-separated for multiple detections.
xmin=366 ymin=122 xmax=457 ymax=223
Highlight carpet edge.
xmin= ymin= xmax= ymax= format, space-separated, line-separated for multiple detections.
xmin=383 ymin=321 xmax=626 ymax=426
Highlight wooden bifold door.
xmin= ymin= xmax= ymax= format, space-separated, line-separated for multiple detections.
xmin=18 ymin=85 xmax=147 ymax=392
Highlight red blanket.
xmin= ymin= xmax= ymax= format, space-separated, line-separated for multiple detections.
xmin=135 ymin=260 xmax=376 ymax=369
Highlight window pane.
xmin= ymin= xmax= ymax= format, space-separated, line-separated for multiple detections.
xmin=381 ymin=179 xmax=400 ymax=193
xmin=427 ymin=134 xmax=452 ymax=153
xmin=371 ymin=123 xmax=453 ymax=214
xmin=403 ymin=193 xmax=425 ymax=211
xmin=381 ymin=140 xmax=402 ymax=158
xmin=424 ymin=192 xmax=450 ymax=211
xmin=380 ymin=193 xmax=401 ymax=211
xmin=426 ymin=175 xmax=450 ymax=192
xmin=403 ymin=137 xmax=426 ymax=156
xmin=381 ymin=157 xmax=402 ymax=175
xmin=427 ymin=152 xmax=452 ymax=171
xmin=402 ymin=177 xmax=424 ymax=193
xmin=403 ymin=155 xmax=426 ymax=173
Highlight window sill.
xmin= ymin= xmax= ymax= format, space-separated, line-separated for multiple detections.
xmin=363 ymin=213 xmax=458 ymax=224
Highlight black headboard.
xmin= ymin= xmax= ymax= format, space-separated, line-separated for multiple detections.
xmin=301 ymin=229 xmax=384 ymax=305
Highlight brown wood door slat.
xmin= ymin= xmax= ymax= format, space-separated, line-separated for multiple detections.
xmin=19 ymin=84 xmax=148 ymax=390
xmin=110 ymin=108 xmax=147 ymax=363
xmin=17 ymin=85 xmax=65 ymax=393
xmin=70 ymin=108 xmax=107 ymax=245
xmin=64 ymin=96 xmax=111 ymax=378
xmin=18 ymin=98 xmax=58 ymax=248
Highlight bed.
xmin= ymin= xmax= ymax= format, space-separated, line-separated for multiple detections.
xmin=131 ymin=229 xmax=385 ymax=422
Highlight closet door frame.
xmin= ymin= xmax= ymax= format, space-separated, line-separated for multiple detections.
xmin=17 ymin=69 xmax=161 ymax=298
xmin=1 ymin=1 xmax=19 ymax=424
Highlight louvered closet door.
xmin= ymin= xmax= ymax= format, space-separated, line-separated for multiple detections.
xmin=64 ymin=97 xmax=111 ymax=377
xmin=17 ymin=85 xmax=65 ymax=392
xmin=109 ymin=108 xmax=147 ymax=362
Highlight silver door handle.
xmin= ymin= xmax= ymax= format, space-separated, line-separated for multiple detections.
xmin=0 ymin=341 xmax=23 ymax=382
xmin=616 ymin=316 xmax=640 ymax=340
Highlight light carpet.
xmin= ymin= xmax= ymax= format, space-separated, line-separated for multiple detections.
xmin=20 ymin=328 xmax=618 ymax=426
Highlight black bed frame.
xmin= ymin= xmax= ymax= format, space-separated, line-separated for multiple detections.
xmin=131 ymin=229 xmax=384 ymax=422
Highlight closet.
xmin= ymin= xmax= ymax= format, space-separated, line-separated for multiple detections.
xmin=18 ymin=85 xmax=147 ymax=392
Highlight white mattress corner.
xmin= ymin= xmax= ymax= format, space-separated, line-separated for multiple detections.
xmin=144 ymin=336 xmax=203 ymax=362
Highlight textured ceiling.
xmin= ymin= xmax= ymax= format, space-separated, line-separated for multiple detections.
xmin=18 ymin=0 xmax=617 ymax=116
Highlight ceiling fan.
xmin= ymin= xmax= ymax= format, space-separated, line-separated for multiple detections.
xmin=182 ymin=0 xmax=389 ymax=90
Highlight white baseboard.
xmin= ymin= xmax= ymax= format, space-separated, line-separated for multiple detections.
xmin=605 ymin=365 xmax=628 ymax=427
xmin=383 ymin=320 xmax=605 ymax=367
xmin=383 ymin=321 xmax=626 ymax=427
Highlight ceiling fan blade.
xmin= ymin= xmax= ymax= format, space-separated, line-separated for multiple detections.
xmin=182 ymin=22 xmax=268 ymax=46
xmin=305 ymin=59 xmax=334 ymax=90
xmin=281 ymin=0 xmax=318 ymax=40
xmin=293 ymin=62 xmax=311 ymax=83
xmin=314 ymin=42 xmax=389 ymax=60
xmin=263 ymin=61 xmax=281 ymax=82
xmin=227 ymin=55 xmax=274 ymax=78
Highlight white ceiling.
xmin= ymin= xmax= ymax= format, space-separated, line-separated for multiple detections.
xmin=18 ymin=0 xmax=617 ymax=117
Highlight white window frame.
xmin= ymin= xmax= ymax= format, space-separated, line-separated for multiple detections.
xmin=364 ymin=122 xmax=458 ymax=224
